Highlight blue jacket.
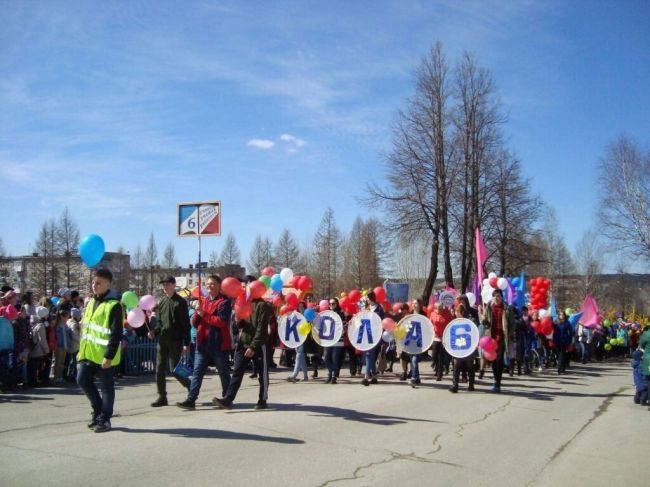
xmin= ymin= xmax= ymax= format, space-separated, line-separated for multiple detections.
xmin=0 ymin=316 xmax=14 ymax=351
xmin=632 ymin=350 xmax=647 ymax=392
xmin=553 ymin=320 xmax=573 ymax=348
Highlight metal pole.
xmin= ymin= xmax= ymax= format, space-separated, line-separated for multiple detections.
xmin=197 ymin=205 xmax=202 ymax=299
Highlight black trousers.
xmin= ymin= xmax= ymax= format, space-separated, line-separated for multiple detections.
xmin=223 ymin=343 xmax=268 ymax=405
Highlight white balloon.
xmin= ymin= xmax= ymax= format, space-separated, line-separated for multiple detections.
xmin=488 ymin=271 xmax=498 ymax=279
xmin=381 ymin=331 xmax=394 ymax=343
xmin=465 ymin=292 xmax=476 ymax=307
xmin=280 ymin=268 xmax=294 ymax=284
xmin=481 ymin=287 xmax=493 ymax=305
xmin=497 ymin=277 xmax=508 ymax=291
xmin=482 ymin=278 xmax=490 ymax=288
xmin=538 ymin=309 xmax=549 ymax=318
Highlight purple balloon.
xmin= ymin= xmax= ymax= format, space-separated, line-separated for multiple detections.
xmin=127 ymin=307 xmax=145 ymax=328
xmin=139 ymin=295 xmax=157 ymax=311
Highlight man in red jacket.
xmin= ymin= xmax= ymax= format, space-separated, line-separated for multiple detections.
xmin=176 ymin=275 xmax=232 ymax=410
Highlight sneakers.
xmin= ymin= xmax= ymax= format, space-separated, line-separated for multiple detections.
xmin=93 ymin=419 xmax=111 ymax=433
xmin=491 ymin=384 xmax=501 ymax=393
xmin=399 ymin=373 xmax=407 ymax=381
xmin=468 ymin=385 xmax=475 ymax=392
xmin=449 ymin=386 xmax=458 ymax=393
xmin=212 ymin=397 xmax=232 ymax=410
xmin=286 ymin=376 xmax=297 ymax=383
xmin=254 ymin=401 xmax=268 ymax=410
xmin=150 ymin=397 xmax=168 ymax=407
xmin=331 ymin=377 xmax=337 ymax=384
xmin=362 ymin=378 xmax=370 ymax=386
xmin=478 ymin=370 xmax=485 ymax=379
xmin=249 ymin=373 xmax=258 ymax=379
xmin=324 ymin=377 xmax=332 ymax=384
xmin=410 ymin=378 xmax=421 ymax=385
xmin=370 ymin=377 xmax=378 ymax=384
xmin=176 ymin=399 xmax=196 ymax=410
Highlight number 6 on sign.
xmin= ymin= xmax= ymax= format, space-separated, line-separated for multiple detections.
xmin=442 ymin=318 xmax=480 ymax=358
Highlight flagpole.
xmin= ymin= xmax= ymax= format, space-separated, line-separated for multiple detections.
xmin=197 ymin=205 xmax=202 ymax=300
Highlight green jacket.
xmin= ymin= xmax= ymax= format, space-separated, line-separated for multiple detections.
xmin=238 ymin=299 xmax=270 ymax=350
xmin=481 ymin=303 xmax=517 ymax=348
xmin=640 ymin=328 xmax=650 ymax=378
xmin=154 ymin=293 xmax=191 ymax=345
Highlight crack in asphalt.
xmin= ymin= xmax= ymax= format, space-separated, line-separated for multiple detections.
xmin=525 ymin=385 xmax=629 ymax=487
xmin=317 ymin=450 xmax=463 ymax=487
xmin=0 ymin=442 xmax=120 ymax=463
xmin=455 ymin=398 xmax=514 ymax=438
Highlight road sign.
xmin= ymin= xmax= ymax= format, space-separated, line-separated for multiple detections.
xmin=177 ymin=201 xmax=221 ymax=236
xmin=442 ymin=318 xmax=480 ymax=358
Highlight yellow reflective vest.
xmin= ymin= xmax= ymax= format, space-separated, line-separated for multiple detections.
xmin=78 ymin=297 xmax=122 ymax=366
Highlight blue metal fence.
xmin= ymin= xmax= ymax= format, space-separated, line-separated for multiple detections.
xmin=123 ymin=336 xmax=157 ymax=375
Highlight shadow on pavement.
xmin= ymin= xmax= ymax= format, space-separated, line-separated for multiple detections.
xmin=113 ymin=426 xmax=304 ymax=444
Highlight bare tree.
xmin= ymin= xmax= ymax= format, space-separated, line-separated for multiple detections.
xmin=273 ymin=229 xmax=300 ymax=270
xmin=597 ymin=135 xmax=650 ymax=262
xmin=143 ymin=233 xmax=158 ymax=293
xmin=0 ymin=237 xmax=5 ymax=257
xmin=247 ymin=234 xmax=273 ymax=275
xmin=56 ymin=207 xmax=80 ymax=287
xmin=162 ymin=242 xmax=178 ymax=268
xmin=130 ymin=244 xmax=145 ymax=295
xmin=573 ymin=229 xmax=603 ymax=302
xmin=31 ymin=220 xmax=58 ymax=294
xmin=218 ymin=233 xmax=241 ymax=266
xmin=313 ymin=208 xmax=341 ymax=297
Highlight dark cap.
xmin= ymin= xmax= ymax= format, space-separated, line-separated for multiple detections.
xmin=159 ymin=276 xmax=176 ymax=285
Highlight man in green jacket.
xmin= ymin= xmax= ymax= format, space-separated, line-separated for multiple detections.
xmin=213 ymin=296 xmax=271 ymax=410
xmin=148 ymin=276 xmax=190 ymax=407
xmin=480 ymin=289 xmax=516 ymax=393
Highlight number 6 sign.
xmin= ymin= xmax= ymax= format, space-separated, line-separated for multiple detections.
xmin=442 ymin=318 xmax=480 ymax=358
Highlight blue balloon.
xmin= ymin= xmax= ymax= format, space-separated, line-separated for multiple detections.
xmin=79 ymin=234 xmax=105 ymax=267
xmin=304 ymin=308 xmax=316 ymax=322
xmin=51 ymin=297 xmax=60 ymax=306
xmin=270 ymin=276 xmax=283 ymax=293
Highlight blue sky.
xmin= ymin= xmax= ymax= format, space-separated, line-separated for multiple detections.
xmin=1 ymin=0 xmax=649 ymax=273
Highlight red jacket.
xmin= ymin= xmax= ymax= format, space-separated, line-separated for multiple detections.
xmin=430 ymin=308 xmax=453 ymax=338
xmin=192 ymin=294 xmax=232 ymax=352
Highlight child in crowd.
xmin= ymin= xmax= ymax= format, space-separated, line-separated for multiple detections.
xmin=53 ymin=309 xmax=72 ymax=383
xmin=632 ymin=349 xmax=648 ymax=406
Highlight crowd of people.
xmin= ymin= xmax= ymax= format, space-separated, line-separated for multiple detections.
xmin=1 ymin=272 xmax=649 ymax=434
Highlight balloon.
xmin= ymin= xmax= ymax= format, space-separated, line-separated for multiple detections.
xmin=127 ymin=307 xmax=145 ymax=328
xmin=222 ymin=277 xmax=243 ymax=298
xmin=484 ymin=349 xmax=497 ymax=361
xmin=297 ymin=321 xmax=311 ymax=336
xmin=381 ymin=331 xmax=394 ymax=343
xmin=235 ymin=301 xmax=252 ymax=320
xmin=497 ymin=277 xmax=508 ymax=291
xmin=121 ymin=291 xmax=139 ymax=310
xmin=565 ymin=308 xmax=574 ymax=316
xmin=261 ymin=267 xmax=274 ymax=277
xmin=603 ymin=319 xmax=611 ymax=327
xmin=511 ymin=277 xmax=520 ymax=287
xmin=297 ymin=276 xmax=313 ymax=291
xmin=139 ymin=295 xmax=157 ymax=311
xmin=348 ymin=289 xmax=361 ymax=303
xmin=482 ymin=278 xmax=490 ymax=288
xmin=382 ymin=317 xmax=397 ymax=332
xmin=609 ymin=338 xmax=617 ymax=346
xmin=604 ymin=343 xmax=612 ymax=351
xmin=285 ymin=292 xmax=299 ymax=308
xmin=479 ymin=336 xmax=497 ymax=352
xmin=392 ymin=302 xmax=403 ymax=315
xmin=319 ymin=299 xmax=329 ymax=312
xmin=538 ymin=309 xmax=549 ymax=319
xmin=481 ymin=287 xmax=493 ymax=305
xmin=339 ymin=296 xmax=350 ymax=309
xmin=290 ymin=275 xmax=301 ymax=288
xmin=393 ymin=327 xmax=406 ymax=340
xmin=280 ymin=268 xmax=294 ymax=284
xmin=373 ymin=286 xmax=386 ymax=303
xmin=191 ymin=286 xmax=207 ymax=298
xmin=489 ymin=277 xmax=498 ymax=289
xmin=270 ymin=275 xmax=284 ymax=293
xmin=1 ymin=305 xmax=18 ymax=320
xmin=259 ymin=275 xmax=271 ymax=289
xmin=531 ymin=320 xmax=541 ymax=334
xmin=465 ymin=292 xmax=476 ymax=308
xmin=36 ymin=306 xmax=49 ymax=319
xmin=279 ymin=304 xmax=293 ymax=315
xmin=248 ymin=280 xmax=266 ymax=299
xmin=540 ymin=316 xmax=553 ymax=335
xmin=51 ymin=297 xmax=60 ymax=306
xmin=304 ymin=308 xmax=316 ymax=322
xmin=272 ymin=295 xmax=282 ymax=307
xmin=79 ymin=233 xmax=105 ymax=267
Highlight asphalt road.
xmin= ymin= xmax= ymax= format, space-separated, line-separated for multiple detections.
xmin=1 ymin=357 xmax=647 ymax=487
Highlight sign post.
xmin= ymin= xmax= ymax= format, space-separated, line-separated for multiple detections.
xmin=177 ymin=201 xmax=221 ymax=294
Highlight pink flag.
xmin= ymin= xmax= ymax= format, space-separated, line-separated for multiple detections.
xmin=578 ymin=295 xmax=599 ymax=328
xmin=475 ymin=227 xmax=488 ymax=283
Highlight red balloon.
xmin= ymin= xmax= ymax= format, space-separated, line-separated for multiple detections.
xmin=345 ymin=303 xmax=359 ymax=315
xmin=248 ymin=280 xmax=266 ymax=300
xmin=392 ymin=302 xmax=403 ymax=315
xmin=290 ymin=275 xmax=301 ymax=288
xmin=235 ymin=301 xmax=252 ymax=320
xmin=531 ymin=320 xmax=541 ymax=333
xmin=373 ymin=287 xmax=386 ymax=303
xmin=272 ymin=295 xmax=282 ymax=307
xmin=339 ymin=297 xmax=349 ymax=309
xmin=279 ymin=304 xmax=293 ymax=315
xmin=541 ymin=316 xmax=553 ymax=335
xmin=261 ymin=267 xmax=274 ymax=277
xmin=489 ymin=277 xmax=498 ymax=289
xmin=348 ymin=289 xmax=361 ymax=303
xmin=221 ymin=277 xmax=243 ymax=298
xmin=285 ymin=292 xmax=299 ymax=308
xmin=382 ymin=318 xmax=397 ymax=331
xmin=297 ymin=276 xmax=313 ymax=291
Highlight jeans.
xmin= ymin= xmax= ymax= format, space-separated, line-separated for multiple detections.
xmin=431 ymin=341 xmax=447 ymax=380
xmin=223 ymin=343 xmax=268 ymax=405
xmin=325 ymin=346 xmax=343 ymax=378
xmin=0 ymin=350 xmax=15 ymax=388
xmin=410 ymin=354 xmax=420 ymax=380
xmin=363 ymin=346 xmax=378 ymax=378
xmin=579 ymin=341 xmax=590 ymax=363
xmin=290 ymin=345 xmax=308 ymax=379
xmin=491 ymin=340 xmax=506 ymax=386
xmin=188 ymin=347 xmax=231 ymax=401
xmin=155 ymin=339 xmax=183 ymax=398
xmin=77 ymin=360 xmax=115 ymax=421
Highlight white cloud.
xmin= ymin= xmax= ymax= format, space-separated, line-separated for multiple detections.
xmin=280 ymin=133 xmax=306 ymax=148
xmin=246 ymin=139 xmax=275 ymax=150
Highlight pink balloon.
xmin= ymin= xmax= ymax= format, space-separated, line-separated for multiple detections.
xmin=479 ymin=336 xmax=497 ymax=352
xmin=319 ymin=299 xmax=329 ymax=312
xmin=1 ymin=305 xmax=18 ymax=320
xmin=483 ymin=349 xmax=497 ymax=361
xmin=127 ymin=307 xmax=145 ymax=328
xmin=139 ymin=295 xmax=157 ymax=311
xmin=382 ymin=317 xmax=397 ymax=332
xmin=262 ymin=267 xmax=274 ymax=277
